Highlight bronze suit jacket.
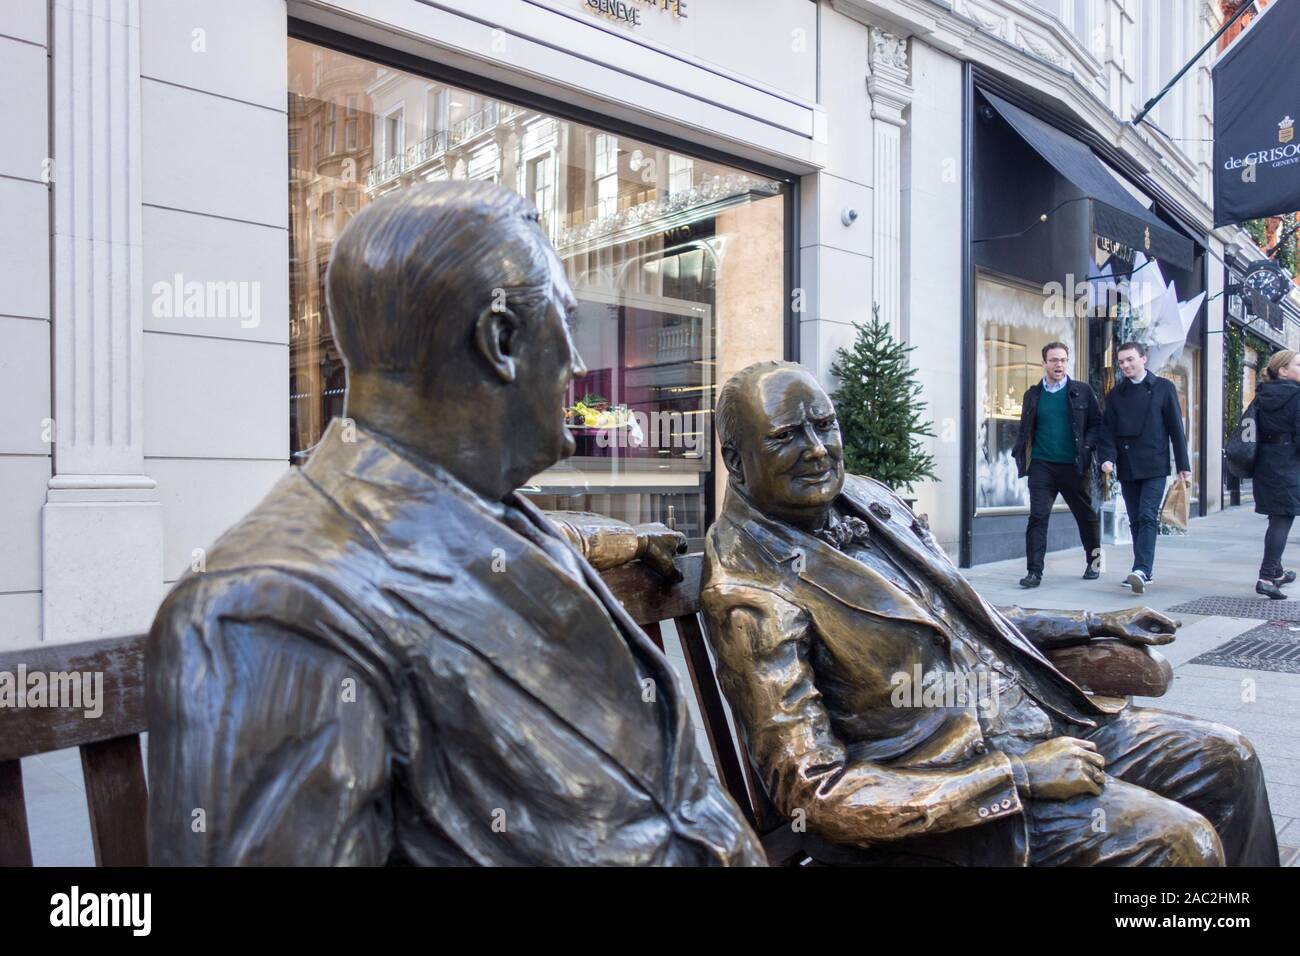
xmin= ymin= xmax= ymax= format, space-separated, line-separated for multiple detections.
xmin=147 ymin=420 xmax=763 ymax=866
xmin=701 ymin=474 xmax=1121 ymax=866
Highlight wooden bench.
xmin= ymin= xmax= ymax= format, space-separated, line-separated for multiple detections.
xmin=0 ymin=552 xmax=1169 ymax=867
xmin=0 ymin=632 xmax=148 ymax=866
xmin=600 ymin=553 xmax=811 ymax=865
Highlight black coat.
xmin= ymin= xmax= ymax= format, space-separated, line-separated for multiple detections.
xmin=1099 ymin=374 xmax=1191 ymax=482
xmin=1012 ymin=377 xmax=1103 ymax=478
xmin=1251 ymin=379 xmax=1300 ymax=516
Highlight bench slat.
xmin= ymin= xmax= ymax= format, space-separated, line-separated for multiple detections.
xmin=81 ymin=735 xmax=149 ymax=867
xmin=0 ymin=633 xmax=148 ymax=763
xmin=0 ymin=759 xmax=34 ymax=866
xmin=669 ymin=613 xmax=756 ymax=830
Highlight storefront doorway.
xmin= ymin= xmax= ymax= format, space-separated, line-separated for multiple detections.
xmin=962 ymin=74 xmax=1207 ymax=567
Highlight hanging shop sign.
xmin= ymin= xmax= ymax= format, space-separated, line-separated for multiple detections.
xmin=1212 ymin=0 xmax=1300 ymax=226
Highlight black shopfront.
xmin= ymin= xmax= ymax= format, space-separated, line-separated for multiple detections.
xmin=959 ymin=67 xmax=1210 ymax=568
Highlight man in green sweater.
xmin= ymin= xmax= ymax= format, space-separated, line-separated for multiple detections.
xmin=1011 ymin=342 xmax=1105 ymax=588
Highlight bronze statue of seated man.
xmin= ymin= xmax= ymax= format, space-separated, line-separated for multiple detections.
xmin=700 ymin=360 xmax=1279 ymax=866
xmin=146 ymin=182 xmax=763 ymax=866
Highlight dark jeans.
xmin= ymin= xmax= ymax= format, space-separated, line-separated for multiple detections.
xmin=1025 ymin=460 xmax=1099 ymax=575
xmin=1261 ymin=514 xmax=1295 ymax=579
xmin=1120 ymin=476 xmax=1166 ymax=577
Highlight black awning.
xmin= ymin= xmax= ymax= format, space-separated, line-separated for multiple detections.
xmin=980 ymin=90 xmax=1194 ymax=270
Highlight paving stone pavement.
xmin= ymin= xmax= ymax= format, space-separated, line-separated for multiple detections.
xmin=18 ymin=506 xmax=1300 ymax=866
xmin=964 ymin=503 xmax=1300 ymax=863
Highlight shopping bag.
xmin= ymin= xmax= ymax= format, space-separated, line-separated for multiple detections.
xmin=1159 ymin=477 xmax=1190 ymax=533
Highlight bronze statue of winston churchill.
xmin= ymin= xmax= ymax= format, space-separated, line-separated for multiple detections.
xmin=701 ymin=361 xmax=1279 ymax=866
xmin=146 ymin=182 xmax=764 ymax=866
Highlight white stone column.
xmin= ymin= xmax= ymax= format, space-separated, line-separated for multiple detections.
xmin=43 ymin=0 xmax=162 ymax=641
xmin=866 ymin=28 xmax=912 ymax=341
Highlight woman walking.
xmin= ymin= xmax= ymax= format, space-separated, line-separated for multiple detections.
xmin=1252 ymin=349 xmax=1300 ymax=599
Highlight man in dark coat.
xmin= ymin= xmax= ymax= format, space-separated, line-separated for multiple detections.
xmin=1011 ymin=341 xmax=1104 ymax=588
xmin=145 ymin=182 xmax=764 ymax=866
xmin=1250 ymin=350 xmax=1300 ymax=598
xmin=1099 ymin=341 xmax=1191 ymax=594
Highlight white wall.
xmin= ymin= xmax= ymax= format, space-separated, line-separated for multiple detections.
xmin=799 ymin=4 xmax=874 ymax=388
xmin=0 ymin=1 xmax=51 ymax=648
xmin=138 ymin=0 xmax=291 ymax=587
xmin=901 ymin=38 xmax=964 ymax=556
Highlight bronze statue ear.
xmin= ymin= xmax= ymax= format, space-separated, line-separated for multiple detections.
xmin=474 ymin=304 xmax=521 ymax=384
xmin=721 ymin=444 xmax=744 ymax=485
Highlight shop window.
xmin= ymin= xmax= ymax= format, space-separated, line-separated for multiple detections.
xmin=384 ymin=108 xmax=404 ymax=162
xmin=975 ymin=271 xmax=1084 ymax=510
xmin=529 ymin=154 xmax=554 ymax=230
xmin=669 ymin=154 xmax=694 ymax=195
xmin=287 ymin=39 xmax=789 ymax=546
xmin=594 ymin=133 xmax=619 ymax=219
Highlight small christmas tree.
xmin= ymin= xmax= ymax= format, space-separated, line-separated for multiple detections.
xmin=830 ymin=303 xmax=937 ymax=493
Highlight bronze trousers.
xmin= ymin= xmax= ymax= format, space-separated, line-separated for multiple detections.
xmin=1025 ymin=707 xmax=1279 ymax=866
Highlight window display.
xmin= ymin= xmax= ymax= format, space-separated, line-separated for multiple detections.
xmin=287 ymin=40 xmax=789 ymax=546
xmin=975 ymin=272 xmax=1082 ymax=510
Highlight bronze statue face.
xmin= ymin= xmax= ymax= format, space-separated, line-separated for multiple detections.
xmin=728 ymin=366 xmax=843 ymax=527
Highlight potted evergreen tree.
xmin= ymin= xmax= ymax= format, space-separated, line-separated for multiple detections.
xmin=829 ymin=303 xmax=938 ymax=502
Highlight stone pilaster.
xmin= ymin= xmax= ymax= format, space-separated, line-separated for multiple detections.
xmin=43 ymin=0 xmax=162 ymax=641
xmin=867 ymin=28 xmax=912 ymax=340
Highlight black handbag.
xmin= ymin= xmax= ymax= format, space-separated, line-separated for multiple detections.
xmin=1225 ymin=399 xmax=1259 ymax=479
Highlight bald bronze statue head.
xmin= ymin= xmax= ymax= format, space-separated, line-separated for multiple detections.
xmin=716 ymin=361 xmax=844 ymax=531
xmin=326 ymin=181 xmax=587 ymax=500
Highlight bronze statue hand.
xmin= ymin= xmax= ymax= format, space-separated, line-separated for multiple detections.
xmin=1088 ymin=607 xmax=1180 ymax=646
xmin=635 ymin=523 xmax=688 ymax=582
xmin=1019 ymin=738 xmax=1107 ymax=800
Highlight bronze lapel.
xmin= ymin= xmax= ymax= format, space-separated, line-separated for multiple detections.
xmin=728 ymin=496 xmax=947 ymax=640
xmin=837 ymin=476 xmax=1065 ymax=673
